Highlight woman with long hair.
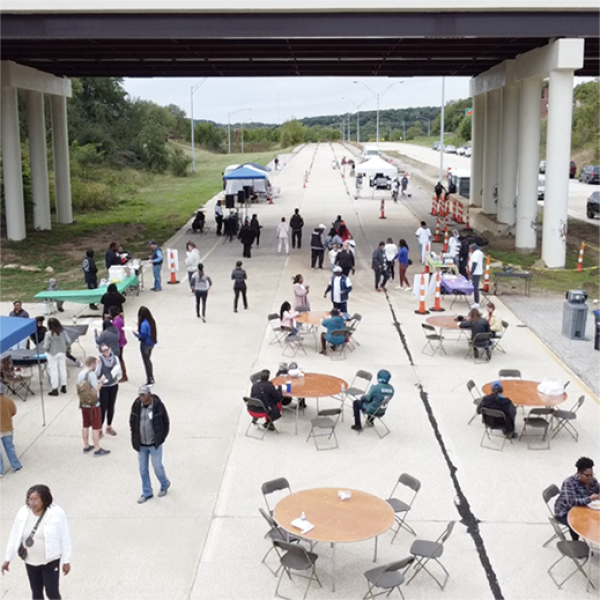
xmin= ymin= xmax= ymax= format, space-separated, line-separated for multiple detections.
xmin=100 ymin=282 xmax=126 ymax=320
xmin=190 ymin=263 xmax=213 ymax=322
xmin=279 ymin=301 xmax=299 ymax=333
xmin=291 ymin=274 xmax=310 ymax=311
xmin=395 ymin=239 xmax=412 ymax=291
xmin=133 ymin=307 xmax=157 ymax=385
xmin=44 ymin=318 xmax=68 ymax=396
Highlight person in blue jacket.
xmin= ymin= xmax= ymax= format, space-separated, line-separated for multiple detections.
xmin=324 ymin=266 xmax=352 ymax=313
xmin=351 ymin=370 xmax=394 ymax=432
xmin=319 ymin=308 xmax=347 ymax=356
xmin=133 ymin=306 xmax=157 ymax=385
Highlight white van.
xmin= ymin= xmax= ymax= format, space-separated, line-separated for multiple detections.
xmin=361 ymin=146 xmax=379 ymax=162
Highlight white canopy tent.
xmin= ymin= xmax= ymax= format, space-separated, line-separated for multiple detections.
xmin=355 ymin=156 xmax=398 ymax=178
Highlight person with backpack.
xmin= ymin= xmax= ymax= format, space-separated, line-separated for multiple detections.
xmin=290 ymin=208 xmax=305 ymax=249
xmin=76 ymin=356 xmax=110 ymax=457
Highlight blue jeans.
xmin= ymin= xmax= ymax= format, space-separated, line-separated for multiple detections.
xmin=138 ymin=444 xmax=169 ymax=498
xmin=0 ymin=433 xmax=22 ymax=474
xmin=471 ymin=274 xmax=481 ymax=304
xmin=152 ymin=264 xmax=162 ymax=290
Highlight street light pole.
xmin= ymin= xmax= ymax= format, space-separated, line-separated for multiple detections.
xmin=190 ymin=79 xmax=207 ymax=173
xmin=439 ymin=76 xmax=446 ymax=183
xmin=342 ymin=96 xmax=367 ymax=144
xmin=228 ymin=108 xmax=251 ymax=154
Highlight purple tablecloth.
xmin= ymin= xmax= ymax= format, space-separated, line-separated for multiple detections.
xmin=442 ymin=275 xmax=474 ymax=295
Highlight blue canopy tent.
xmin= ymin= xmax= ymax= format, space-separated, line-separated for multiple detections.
xmin=223 ymin=166 xmax=267 ymax=180
xmin=0 ymin=316 xmax=46 ymax=425
xmin=239 ymin=162 xmax=271 ymax=172
xmin=223 ymin=166 xmax=270 ymax=217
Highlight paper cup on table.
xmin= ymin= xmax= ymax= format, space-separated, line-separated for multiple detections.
xmin=338 ymin=490 xmax=352 ymax=501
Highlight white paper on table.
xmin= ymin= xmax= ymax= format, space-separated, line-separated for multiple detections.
xmin=291 ymin=518 xmax=314 ymax=534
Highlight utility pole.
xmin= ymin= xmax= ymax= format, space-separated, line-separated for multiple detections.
xmin=190 ymin=79 xmax=207 ymax=173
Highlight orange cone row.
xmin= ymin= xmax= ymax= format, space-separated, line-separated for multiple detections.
xmin=443 ymin=226 xmax=449 ymax=253
xmin=430 ymin=196 xmax=438 ymax=216
xmin=465 ymin=205 xmax=471 ymax=229
xmin=434 ymin=218 xmax=441 ymax=243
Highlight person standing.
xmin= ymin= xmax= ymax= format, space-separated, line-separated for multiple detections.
xmin=335 ymin=241 xmax=355 ymax=276
xmin=2 ymin=484 xmax=71 ymax=599
xmin=82 ymin=249 xmax=99 ymax=310
xmin=292 ymin=274 xmax=310 ymax=311
xmin=1 ymin=387 xmax=23 ymax=475
xmin=275 ymin=217 xmax=290 ymax=254
xmin=290 ymin=208 xmax=304 ymax=249
xmin=184 ymin=241 xmax=201 ymax=288
xmin=458 ymin=236 xmax=470 ymax=279
xmin=250 ymin=214 xmax=262 ymax=247
xmin=8 ymin=302 xmax=30 ymax=350
xmin=395 ymin=239 xmax=412 ymax=291
xmin=44 ymin=318 xmax=68 ymax=397
xmin=415 ymin=221 xmax=431 ymax=264
xmin=104 ymin=242 xmax=121 ymax=272
xmin=191 ymin=263 xmax=212 ymax=322
xmin=76 ymin=356 xmax=110 ymax=456
xmin=100 ymin=283 xmax=126 ymax=320
xmin=434 ymin=181 xmax=446 ymax=201
xmin=310 ymin=224 xmax=326 ymax=269
xmin=448 ymin=229 xmax=461 ymax=265
xmin=130 ymin=385 xmax=171 ymax=504
xmin=214 ymin=200 xmax=224 ymax=236
xmin=324 ymin=267 xmax=352 ymax=313
xmin=384 ymin=238 xmax=398 ymax=282
xmin=371 ymin=241 xmax=390 ymax=292
xmin=469 ymin=244 xmax=484 ymax=306
xmin=238 ymin=219 xmax=255 ymax=258
xmin=133 ymin=307 xmax=157 ymax=386
xmin=94 ymin=318 xmax=120 ymax=357
xmin=96 ymin=344 xmax=122 ymax=437
xmin=231 ymin=261 xmax=248 ymax=312
xmin=148 ymin=241 xmax=163 ymax=292
xmin=109 ymin=307 xmax=128 ymax=382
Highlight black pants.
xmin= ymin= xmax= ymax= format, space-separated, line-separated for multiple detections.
xmin=292 ymin=230 xmax=302 ymax=249
xmin=471 ymin=274 xmax=481 ymax=304
xmin=215 ymin=215 xmax=223 ymax=235
xmin=352 ymin=400 xmax=366 ymax=429
xmin=26 ymin=558 xmax=61 ymax=600
xmin=234 ymin=285 xmax=248 ymax=311
xmin=195 ymin=290 xmax=208 ymax=317
xmin=332 ymin=301 xmax=347 ymax=314
xmin=374 ymin=269 xmax=390 ymax=290
xmin=140 ymin=342 xmax=154 ymax=383
xmin=555 ymin=513 xmax=579 ymax=541
xmin=254 ymin=232 xmax=260 ymax=247
xmin=99 ymin=384 xmax=119 ymax=426
xmin=243 ymin=244 xmax=252 ymax=258
xmin=311 ymin=249 xmax=324 ymax=268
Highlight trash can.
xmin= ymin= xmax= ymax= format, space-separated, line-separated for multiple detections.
xmin=562 ymin=290 xmax=588 ymax=340
xmin=594 ymin=310 xmax=600 ymax=351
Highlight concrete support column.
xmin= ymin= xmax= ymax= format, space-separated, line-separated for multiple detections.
xmin=27 ymin=91 xmax=51 ymax=230
xmin=1 ymin=86 xmax=26 ymax=241
xmin=51 ymin=95 xmax=72 ymax=224
xmin=542 ymin=69 xmax=574 ymax=268
xmin=470 ymin=93 xmax=485 ymax=208
xmin=482 ymin=88 xmax=502 ymax=215
xmin=498 ymin=78 xmax=519 ymax=225
xmin=516 ymin=77 xmax=542 ymax=252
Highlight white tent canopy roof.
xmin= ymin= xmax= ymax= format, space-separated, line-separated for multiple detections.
xmin=356 ymin=156 xmax=398 ymax=178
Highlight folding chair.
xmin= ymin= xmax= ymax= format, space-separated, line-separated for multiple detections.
xmin=386 ymin=473 xmax=421 ymax=542
xmin=346 ymin=313 xmax=363 ymax=349
xmin=243 ymin=397 xmax=276 ymax=441
xmin=547 ymin=518 xmax=592 ymax=590
xmin=1 ymin=357 xmax=35 ymax=401
xmin=551 ymin=396 xmax=584 ymax=441
xmin=465 ymin=333 xmax=493 ymax=362
xmin=363 ymin=556 xmax=414 ymax=600
xmin=273 ymin=539 xmax=322 ymax=600
xmin=466 ymin=380 xmax=483 ymax=425
xmin=542 ymin=485 xmax=569 ymax=548
xmin=259 ymin=508 xmax=303 ymax=576
xmin=341 ymin=370 xmax=372 ymax=422
xmin=261 ymin=477 xmax=292 ymax=514
xmin=268 ymin=313 xmax=287 ymax=347
xmin=405 ymin=521 xmax=455 ymax=590
xmin=281 ymin=327 xmax=307 ymax=358
xmin=328 ymin=330 xmax=349 ymax=361
xmin=479 ymin=408 xmax=512 ymax=452
xmin=498 ymin=369 xmax=521 ymax=379
xmin=520 ymin=407 xmax=553 ymax=450
xmin=421 ymin=324 xmax=446 ymax=356
xmin=362 ymin=394 xmax=393 ymax=438
xmin=492 ymin=321 xmax=509 ymax=353
xmin=306 ymin=408 xmax=342 ymax=451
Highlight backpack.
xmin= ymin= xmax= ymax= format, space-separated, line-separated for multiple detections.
xmin=77 ymin=372 xmax=97 ymax=408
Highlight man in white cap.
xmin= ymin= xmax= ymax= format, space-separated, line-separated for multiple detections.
xmin=130 ymin=385 xmax=171 ymax=504
xmin=324 ymin=266 xmax=352 ymax=314
xmin=310 ymin=224 xmax=327 ymax=269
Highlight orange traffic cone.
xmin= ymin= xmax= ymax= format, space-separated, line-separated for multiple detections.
xmin=465 ymin=205 xmax=471 ymax=229
xmin=434 ymin=218 xmax=441 ymax=243
xmin=443 ymin=226 xmax=449 ymax=253
xmin=380 ymin=199 xmax=386 ymax=219
xmin=482 ymin=255 xmax=491 ymax=291
xmin=167 ymin=250 xmax=179 ymax=285
xmin=423 ymin=242 xmax=431 ymax=274
xmin=414 ymin=273 xmax=430 ymax=315
xmin=456 ymin=201 xmax=464 ymax=224
xmin=430 ymin=196 xmax=438 ymax=216
xmin=576 ymin=241 xmax=585 ymax=273
xmin=430 ymin=271 xmax=445 ymax=312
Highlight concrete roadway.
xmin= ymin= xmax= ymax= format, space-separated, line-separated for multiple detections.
xmin=379 ymin=142 xmax=599 ymax=227
xmin=0 ymin=142 xmax=598 ymax=599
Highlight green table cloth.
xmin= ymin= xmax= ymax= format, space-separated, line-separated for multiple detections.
xmin=34 ymin=276 xmax=139 ymax=305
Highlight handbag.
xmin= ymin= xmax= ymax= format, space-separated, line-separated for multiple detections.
xmin=17 ymin=511 xmax=46 ymax=561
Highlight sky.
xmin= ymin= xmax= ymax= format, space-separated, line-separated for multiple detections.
xmin=122 ymin=76 xmax=473 ymax=125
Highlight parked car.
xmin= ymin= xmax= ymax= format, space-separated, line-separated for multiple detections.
xmin=457 ymin=146 xmax=467 ymax=156
xmin=587 ymin=191 xmax=599 ymax=219
xmin=579 ymin=165 xmax=600 ymax=184
xmin=539 ymin=160 xmax=546 ymax=174
xmin=445 ymin=145 xmax=457 ymax=154
xmin=432 ymin=141 xmax=440 ymax=151
xmin=464 ymin=147 xmax=472 ymax=157
xmin=570 ymin=161 xmax=577 ymax=178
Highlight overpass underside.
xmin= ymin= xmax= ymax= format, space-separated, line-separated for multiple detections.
xmin=1 ymin=9 xmax=599 ymax=267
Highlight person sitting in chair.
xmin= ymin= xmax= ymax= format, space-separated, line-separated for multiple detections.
xmin=351 ymin=370 xmax=394 ymax=432
xmin=477 ymin=381 xmax=517 ymax=438
xmin=250 ymin=370 xmax=283 ymax=431
xmin=318 ymin=308 xmax=347 ymax=356
xmin=457 ymin=308 xmax=492 ymax=359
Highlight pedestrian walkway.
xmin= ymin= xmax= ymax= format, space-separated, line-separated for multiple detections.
xmin=0 ymin=143 xmax=598 ymax=600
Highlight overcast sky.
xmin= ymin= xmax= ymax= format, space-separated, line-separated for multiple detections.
xmin=122 ymin=76 xmax=473 ymax=124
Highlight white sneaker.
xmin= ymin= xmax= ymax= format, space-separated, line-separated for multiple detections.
xmin=406 ymin=286 xmax=412 ymax=291
xmin=395 ymin=285 xmax=402 ymax=290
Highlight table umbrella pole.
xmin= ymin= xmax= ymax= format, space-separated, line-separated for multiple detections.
xmin=35 ymin=342 xmax=46 ymax=426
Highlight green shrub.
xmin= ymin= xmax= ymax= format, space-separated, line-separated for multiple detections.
xmin=169 ymin=146 xmax=191 ymax=177
xmin=70 ymin=178 xmax=114 ymax=211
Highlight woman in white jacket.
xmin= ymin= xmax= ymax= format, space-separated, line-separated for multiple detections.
xmin=44 ymin=318 xmax=68 ymax=397
xmin=184 ymin=241 xmax=202 ymax=289
xmin=2 ymin=484 xmax=71 ymax=599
